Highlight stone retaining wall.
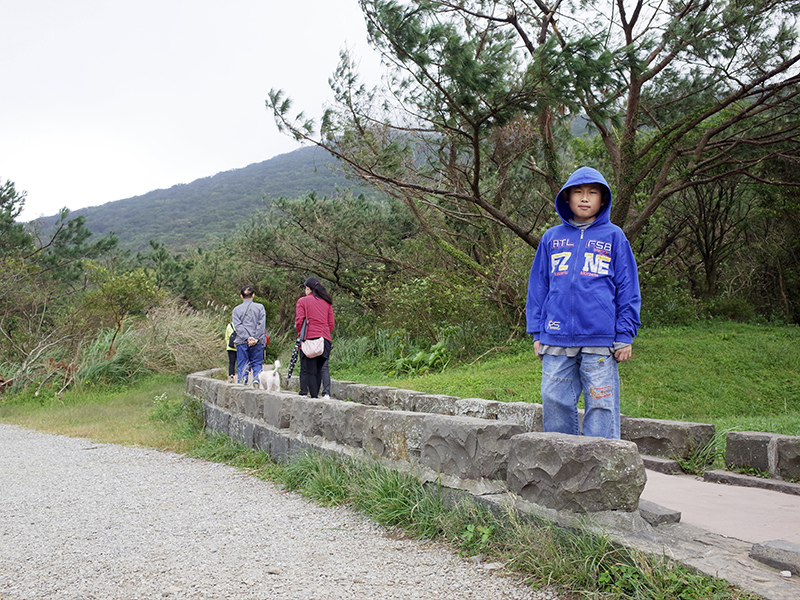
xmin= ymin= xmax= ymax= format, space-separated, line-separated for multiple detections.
xmin=326 ymin=378 xmax=715 ymax=460
xmin=189 ymin=369 xmax=650 ymax=517
xmin=187 ymin=371 xmax=800 ymax=600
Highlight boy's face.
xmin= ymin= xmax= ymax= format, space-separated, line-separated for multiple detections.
xmin=568 ymin=183 xmax=604 ymax=223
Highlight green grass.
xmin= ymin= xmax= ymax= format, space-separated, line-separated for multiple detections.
xmin=0 ymin=374 xmax=192 ymax=450
xmin=333 ymin=322 xmax=800 ymax=435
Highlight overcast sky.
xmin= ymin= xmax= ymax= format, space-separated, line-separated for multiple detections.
xmin=1 ymin=0 xmax=382 ymax=222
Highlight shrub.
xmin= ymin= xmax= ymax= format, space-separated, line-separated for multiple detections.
xmin=703 ymin=297 xmax=757 ymax=323
xmin=639 ymin=273 xmax=699 ymax=326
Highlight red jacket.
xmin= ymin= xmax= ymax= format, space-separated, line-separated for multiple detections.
xmin=295 ymin=294 xmax=334 ymax=341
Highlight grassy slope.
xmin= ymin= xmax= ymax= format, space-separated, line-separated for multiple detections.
xmin=332 ymin=322 xmax=800 ymax=436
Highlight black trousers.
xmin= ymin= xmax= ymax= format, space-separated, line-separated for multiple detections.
xmin=227 ymin=350 xmax=237 ymax=377
xmin=299 ymin=339 xmax=331 ymax=398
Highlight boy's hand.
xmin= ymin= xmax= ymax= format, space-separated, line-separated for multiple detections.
xmin=534 ymin=340 xmax=542 ymax=360
xmin=615 ymin=344 xmax=632 ymax=362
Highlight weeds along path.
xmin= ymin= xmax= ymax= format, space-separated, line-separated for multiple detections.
xmin=0 ymin=424 xmax=558 ymax=600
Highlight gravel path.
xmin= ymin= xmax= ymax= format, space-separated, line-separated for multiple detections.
xmin=0 ymin=424 xmax=561 ymax=600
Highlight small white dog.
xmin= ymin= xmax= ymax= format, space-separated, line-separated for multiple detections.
xmin=258 ymin=360 xmax=281 ymax=392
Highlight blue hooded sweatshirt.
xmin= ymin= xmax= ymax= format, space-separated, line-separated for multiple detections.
xmin=526 ymin=167 xmax=641 ymax=347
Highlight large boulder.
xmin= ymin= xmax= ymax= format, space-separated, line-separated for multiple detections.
xmin=506 ymin=433 xmax=646 ymax=513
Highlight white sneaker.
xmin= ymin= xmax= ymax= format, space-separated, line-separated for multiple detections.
xmin=322 ymin=394 xmax=330 ymax=400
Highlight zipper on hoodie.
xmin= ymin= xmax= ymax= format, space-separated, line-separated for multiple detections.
xmin=570 ymin=226 xmax=587 ymax=345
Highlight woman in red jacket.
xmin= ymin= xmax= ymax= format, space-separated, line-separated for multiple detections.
xmin=295 ymin=277 xmax=334 ymax=398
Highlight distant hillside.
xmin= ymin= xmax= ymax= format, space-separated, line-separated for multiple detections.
xmin=32 ymin=146 xmax=372 ymax=253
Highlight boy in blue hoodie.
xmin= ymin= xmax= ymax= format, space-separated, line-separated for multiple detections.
xmin=526 ymin=167 xmax=641 ymax=439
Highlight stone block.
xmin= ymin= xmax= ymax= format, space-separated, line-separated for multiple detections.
xmin=419 ymin=414 xmax=525 ymax=481
xmin=241 ymin=389 xmax=263 ymax=420
xmin=621 ymin=416 xmax=715 ymax=459
xmin=228 ymin=415 xmax=254 ymax=448
xmin=270 ymin=433 xmax=290 ymax=462
xmin=506 ymin=432 xmax=646 ymax=513
xmin=392 ymin=388 xmax=428 ymax=411
xmin=197 ymin=368 xmax=223 ymax=378
xmin=186 ymin=375 xmax=205 ymax=403
xmin=185 ymin=374 xmax=200 ymax=396
xmin=638 ymin=499 xmax=681 ymax=526
xmin=702 ymin=470 xmax=800 ymax=495
xmin=495 ymin=401 xmax=543 ymax=432
xmin=773 ymin=435 xmax=800 ymax=481
xmin=321 ymin=400 xmax=386 ymax=448
xmin=725 ymin=431 xmax=774 ymax=472
xmin=187 ymin=369 xmax=221 ymax=394
xmin=288 ymin=396 xmax=331 ymax=438
xmin=288 ymin=437 xmax=319 ymax=459
xmin=364 ymin=410 xmax=429 ymax=463
xmin=262 ymin=391 xmax=294 ymax=429
xmin=253 ymin=424 xmax=289 ymax=461
xmin=336 ymin=382 xmax=372 ymax=404
xmin=204 ymin=404 xmax=229 ymax=435
xmin=750 ymin=539 xmax=800 ymax=573
xmin=413 ymin=394 xmax=458 ymax=415
xmin=367 ymin=387 xmax=427 ymax=411
xmin=362 ymin=385 xmax=401 ymax=408
xmin=455 ymin=398 xmax=499 ymax=419
xmin=640 ymin=454 xmax=683 ymax=474
xmin=190 ymin=377 xmax=220 ymax=405
xmin=329 ymin=379 xmax=356 ymax=399
xmin=455 ymin=399 xmax=543 ymax=432
xmin=226 ymin=386 xmax=250 ymax=414
xmin=218 ymin=385 xmax=234 ymax=410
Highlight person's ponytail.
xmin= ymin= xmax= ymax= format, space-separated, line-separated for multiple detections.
xmin=303 ymin=277 xmax=333 ymax=305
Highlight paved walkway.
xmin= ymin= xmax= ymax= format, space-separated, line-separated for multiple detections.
xmin=641 ymin=469 xmax=800 ymax=545
xmin=619 ymin=469 xmax=800 ymax=600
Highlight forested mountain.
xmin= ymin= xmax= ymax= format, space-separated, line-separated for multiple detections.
xmin=31 ymin=146 xmax=372 ymax=252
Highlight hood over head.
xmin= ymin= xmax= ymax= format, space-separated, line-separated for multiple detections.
xmin=555 ymin=167 xmax=613 ymax=225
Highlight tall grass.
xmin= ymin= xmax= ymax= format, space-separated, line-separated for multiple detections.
xmin=76 ymin=327 xmax=151 ymax=385
xmin=72 ymin=300 xmax=223 ymax=391
xmin=133 ymin=302 xmax=222 ymax=374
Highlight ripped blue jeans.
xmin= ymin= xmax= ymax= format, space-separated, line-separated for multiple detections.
xmin=540 ymin=352 xmax=620 ymax=439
